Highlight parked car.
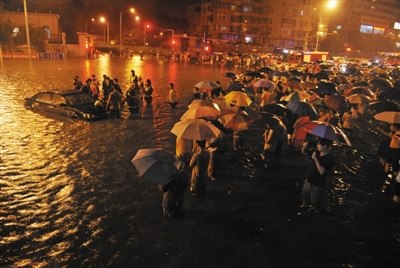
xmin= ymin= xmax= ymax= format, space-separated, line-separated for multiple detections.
xmin=24 ymin=90 xmax=108 ymax=121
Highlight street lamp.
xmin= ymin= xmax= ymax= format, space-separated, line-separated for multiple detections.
xmin=119 ymin=8 xmax=135 ymax=53
xmin=99 ymin=16 xmax=109 ymax=45
xmin=85 ymin=18 xmax=94 ymax=34
xmin=144 ymin=23 xmax=150 ymax=46
xmin=159 ymin=28 xmax=175 ymax=46
xmin=315 ymin=0 xmax=337 ymax=51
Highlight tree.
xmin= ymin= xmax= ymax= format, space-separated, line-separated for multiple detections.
xmin=0 ymin=20 xmax=47 ymax=51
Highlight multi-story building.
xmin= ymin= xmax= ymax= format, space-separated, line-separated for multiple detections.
xmin=198 ymin=0 xmax=272 ymax=45
xmin=191 ymin=0 xmax=400 ymax=53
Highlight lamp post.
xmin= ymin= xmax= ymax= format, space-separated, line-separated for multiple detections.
xmin=144 ymin=23 xmax=150 ymax=47
xmin=119 ymin=8 xmax=135 ymax=53
xmin=315 ymin=0 xmax=337 ymax=51
xmin=23 ymin=0 xmax=31 ymax=59
xmin=160 ymin=28 xmax=175 ymax=46
xmin=85 ymin=18 xmax=94 ymax=34
xmin=99 ymin=16 xmax=109 ymax=45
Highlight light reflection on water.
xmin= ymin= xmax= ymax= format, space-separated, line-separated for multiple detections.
xmin=0 ymin=58 xmax=396 ymax=266
xmin=0 ymin=58 xmax=227 ymax=266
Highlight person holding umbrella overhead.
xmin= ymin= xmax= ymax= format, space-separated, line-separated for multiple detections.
xmin=189 ymin=140 xmax=210 ymax=197
xmin=301 ymin=138 xmax=335 ymax=215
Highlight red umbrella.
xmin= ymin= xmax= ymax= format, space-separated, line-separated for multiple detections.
xmin=293 ymin=121 xmax=351 ymax=146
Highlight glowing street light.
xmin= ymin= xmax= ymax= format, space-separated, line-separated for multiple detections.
xmin=315 ymin=0 xmax=337 ymax=51
xmin=85 ymin=18 xmax=95 ymax=34
xmin=144 ymin=23 xmax=150 ymax=46
xmin=99 ymin=16 xmax=109 ymax=45
xmin=120 ymin=7 xmax=136 ymax=53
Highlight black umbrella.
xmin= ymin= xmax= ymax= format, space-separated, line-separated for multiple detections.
xmin=352 ymin=81 xmax=370 ymax=87
xmin=368 ymin=100 xmax=400 ymax=114
xmin=379 ymin=88 xmax=400 ymax=100
xmin=347 ymin=66 xmax=363 ymax=77
xmin=270 ymin=70 xmax=290 ymax=78
xmin=310 ymin=71 xmax=330 ymax=80
xmin=224 ymin=72 xmax=238 ymax=80
xmin=244 ymin=70 xmax=265 ymax=78
xmin=258 ymin=67 xmax=274 ymax=73
xmin=226 ymin=81 xmax=246 ymax=92
xmin=288 ymin=76 xmax=302 ymax=83
xmin=288 ymin=69 xmax=306 ymax=77
xmin=262 ymin=103 xmax=290 ymax=117
xmin=260 ymin=112 xmax=284 ymax=127
xmin=369 ymin=78 xmax=394 ymax=91
xmin=315 ymin=81 xmax=337 ymax=96
xmin=286 ymin=101 xmax=318 ymax=120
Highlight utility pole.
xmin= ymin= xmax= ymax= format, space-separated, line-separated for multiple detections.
xmin=23 ymin=0 xmax=31 ymax=59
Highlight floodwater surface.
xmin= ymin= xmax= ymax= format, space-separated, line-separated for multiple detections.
xmin=0 ymin=57 xmax=399 ymax=267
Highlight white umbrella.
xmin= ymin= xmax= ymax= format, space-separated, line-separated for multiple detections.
xmin=181 ymin=105 xmax=221 ymax=120
xmin=131 ymin=148 xmax=182 ymax=185
xmin=170 ymin=118 xmax=221 ymax=141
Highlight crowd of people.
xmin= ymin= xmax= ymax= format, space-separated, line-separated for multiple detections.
xmin=73 ymin=60 xmax=400 ymax=219
xmin=72 ymin=69 xmax=156 ymax=119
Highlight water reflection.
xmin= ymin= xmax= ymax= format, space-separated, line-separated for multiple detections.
xmin=0 ymin=58 xmax=397 ymax=266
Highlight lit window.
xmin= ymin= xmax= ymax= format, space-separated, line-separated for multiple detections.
xmin=12 ymin=27 xmax=19 ymax=37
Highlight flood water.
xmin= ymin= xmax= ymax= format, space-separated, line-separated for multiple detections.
xmin=0 ymin=56 xmax=399 ymax=267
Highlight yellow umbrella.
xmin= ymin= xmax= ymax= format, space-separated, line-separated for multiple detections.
xmin=224 ymin=91 xmax=252 ymax=107
xmin=220 ymin=112 xmax=253 ymax=131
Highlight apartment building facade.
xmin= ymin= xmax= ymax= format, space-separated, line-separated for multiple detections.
xmin=192 ymin=0 xmax=400 ymax=52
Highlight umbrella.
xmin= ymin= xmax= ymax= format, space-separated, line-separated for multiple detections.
xmin=271 ymin=70 xmax=290 ymax=78
xmin=352 ymin=81 xmax=370 ymax=87
xmin=323 ymin=94 xmax=350 ymax=113
xmin=315 ymin=81 xmax=337 ymax=96
xmin=287 ymin=76 xmax=302 ymax=83
xmin=369 ymin=78 xmax=394 ymax=91
xmin=288 ymin=70 xmax=305 ymax=77
xmin=283 ymin=91 xmax=311 ymax=102
xmin=310 ymin=71 xmax=330 ymax=80
xmin=292 ymin=118 xmax=321 ymax=142
xmin=300 ymin=81 xmax=317 ymax=90
xmin=374 ymin=111 xmax=400 ymax=124
xmin=194 ymin=80 xmax=219 ymax=91
xmin=346 ymin=94 xmax=371 ymax=104
xmin=260 ymin=112 xmax=284 ymax=127
xmin=258 ymin=67 xmax=274 ymax=73
xmin=188 ymin=99 xmax=216 ymax=109
xmin=379 ymin=88 xmax=400 ymax=100
xmin=220 ymin=112 xmax=253 ymax=131
xmin=226 ymin=81 xmax=246 ymax=92
xmin=368 ymin=100 xmax=400 ymax=114
xmin=224 ymin=71 xmax=238 ymax=80
xmin=253 ymin=79 xmax=275 ymax=89
xmin=171 ymin=118 xmax=221 ymax=141
xmin=343 ymin=87 xmax=376 ymax=99
xmin=262 ymin=103 xmax=289 ymax=117
xmin=131 ymin=148 xmax=182 ymax=185
xmin=309 ymin=122 xmax=351 ymax=146
xmin=224 ymin=91 xmax=252 ymax=107
xmin=244 ymin=70 xmax=265 ymax=78
xmin=286 ymin=101 xmax=317 ymax=119
xmin=181 ymin=105 xmax=221 ymax=120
